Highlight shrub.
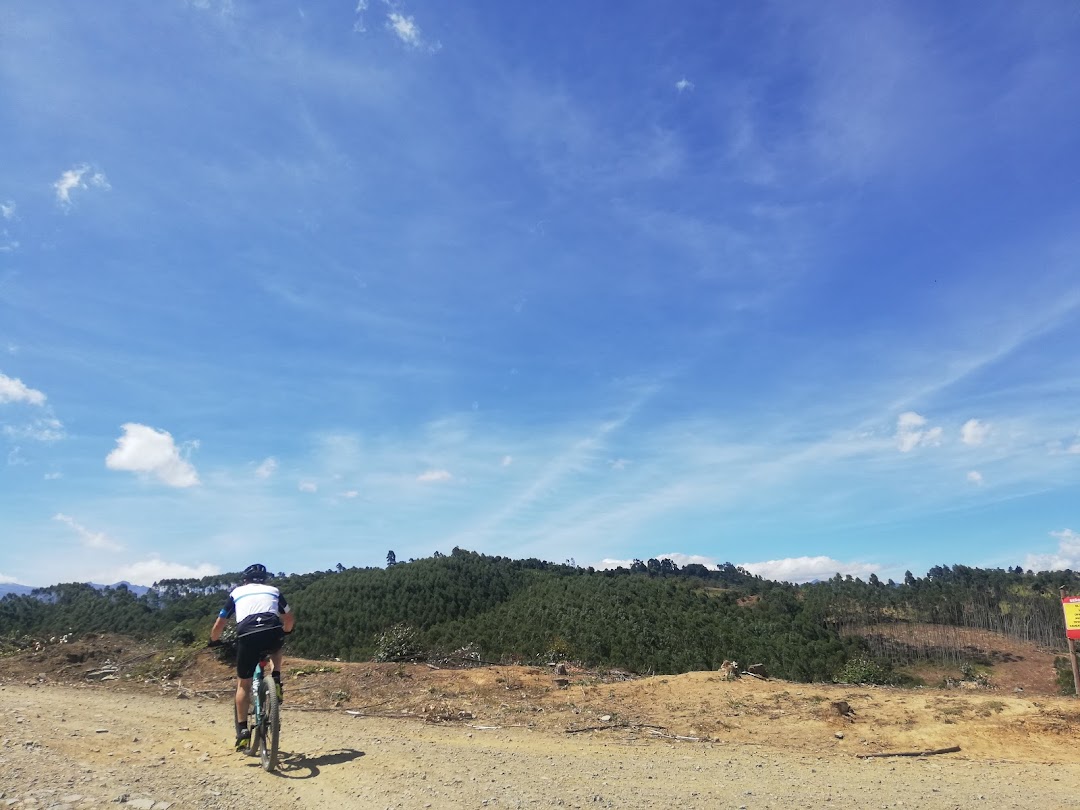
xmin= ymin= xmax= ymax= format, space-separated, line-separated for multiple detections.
xmin=834 ymin=655 xmax=894 ymax=685
xmin=1055 ymin=656 xmax=1077 ymax=695
xmin=169 ymin=627 xmax=196 ymax=646
xmin=373 ymin=623 xmax=423 ymax=662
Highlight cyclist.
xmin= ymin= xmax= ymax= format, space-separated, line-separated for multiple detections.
xmin=208 ymin=563 xmax=295 ymax=751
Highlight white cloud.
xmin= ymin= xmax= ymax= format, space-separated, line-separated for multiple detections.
xmin=53 ymin=164 xmax=110 ymax=207
xmin=1067 ymin=439 xmax=1080 ymax=455
xmin=3 ymin=416 xmax=65 ymax=442
xmin=966 ymin=470 xmax=984 ymax=485
xmin=186 ymin=0 xmax=234 ymax=13
xmin=596 ymin=553 xmax=721 ymax=570
xmin=0 ymin=201 xmax=14 ymax=220
xmin=342 ymin=489 xmax=359 ymax=499
xmin=608 ymin=458 xmax=630 ymax=470
xmin=298 ymin=480 xmax=318 ymax=493
xmin=0 ymin=372 xmax=46 ymax=405
xmin=254 ymin=457 xmax=278 ymax=479
xmin=501 ymin=455 xmax=513 ymax=467
xmin=739 ymin=555 xmax=879 ymax=583
xmin=593 ymin=553 xmax=877 ymax=583
xmin=353 ymin=0 xmax=369 ymax=31
xmin=53 ymin=513 xmax=123 ymax=552
xmin=960 ymin=418 xmax=990 ymax=446
xmin=7 ymin=447 xmax=25 ymax=466
xmin=99 ymin=558 xmax=220 ymax=587
xmin=0 ymin=572 xmax=18 ymax=584
xmin=894 ymin=411 xmax=943 ymax=452
xmin=44 ymin=471 xmax=62 ymax=480
xmin=417 ymin=468 xmax=452 ymax=482
xmin=105 ymin=423 xmax=200 ymax=488
xmin=1025 ymin=529 xmax=1080 ymax=573
xmin=675 ymin=78 xmax=694 ymax=93
xmin=387 ymin=12 xmax=421 ymax=46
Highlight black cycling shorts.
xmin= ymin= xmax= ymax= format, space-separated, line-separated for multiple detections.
xmin=235 ymin=625 xmax=285 ymax=679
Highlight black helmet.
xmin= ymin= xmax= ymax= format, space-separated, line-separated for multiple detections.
xmin=242 ymin=563 xmax=269 ymax=583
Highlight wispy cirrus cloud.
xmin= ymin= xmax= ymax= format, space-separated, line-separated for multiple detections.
xmin=254 ymin=457 xmax=278 ymax=479
xmin=3 ymin=417 xmax=65 ymax=442
xmin=105 ymin=423 xmax=200 ymax=487
xmin=353 ymin=0 xmax=370 ymax=32
xmin=53 ymin=164 xmax=110 ymax=207
xmin=417 ymin=469 xmax=452 ymax=483
xmin=0 ymin=201 xmax=15 ymax=220
xmin=53 ymin=513 xmax=123 ymax=552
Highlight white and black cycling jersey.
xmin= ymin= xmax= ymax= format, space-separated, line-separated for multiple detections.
xmin=219 ymin=583 xmax=291 ymax=636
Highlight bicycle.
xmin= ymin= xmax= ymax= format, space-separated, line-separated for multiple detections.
xmin=235 ymin=654 xmax=281 ymax=772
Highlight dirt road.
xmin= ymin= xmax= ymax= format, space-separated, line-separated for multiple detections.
xmin=4 ymin=683 xmax=1080 ymax=810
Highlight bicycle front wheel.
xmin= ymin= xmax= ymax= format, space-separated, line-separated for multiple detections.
xmin=259 ymin=676 xmax=280 ymax=772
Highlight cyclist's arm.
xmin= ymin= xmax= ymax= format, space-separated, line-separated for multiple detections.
xmin=279 ymin=593 xmax=295 ymax=633
xmin=210 ymin=615 xmax=228 ymax=642
xmin=210 ymin=595 xmax=236 ymax=642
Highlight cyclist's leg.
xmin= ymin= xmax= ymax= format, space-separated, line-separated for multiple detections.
xmin=267 ymin=630 xmax=286 ymax=697
xmin=234 ymin=633 xmax=260 ymax=743
xmin=235 ymin=676 xmax=253 ymax=729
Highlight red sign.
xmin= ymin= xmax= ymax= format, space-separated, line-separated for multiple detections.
xmin=1063 ymin=597 xmax=1080 ymax=640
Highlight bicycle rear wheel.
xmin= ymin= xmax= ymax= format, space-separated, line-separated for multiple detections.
xmin=259 ymin=675 xmax=280 ymax=772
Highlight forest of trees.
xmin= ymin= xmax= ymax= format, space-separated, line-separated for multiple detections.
xmin=2 ymin=549 xmax=1077 ymax=685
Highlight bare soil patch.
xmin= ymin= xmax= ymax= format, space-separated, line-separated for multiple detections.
xmin=5 ymin=634 xmax=1080 ymax=808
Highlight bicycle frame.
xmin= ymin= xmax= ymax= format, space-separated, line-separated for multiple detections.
xmin=247 ymin=654 xmax=280 ymax=772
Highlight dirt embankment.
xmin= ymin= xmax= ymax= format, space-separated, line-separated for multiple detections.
xmin=3 ymin=635 xmax=1080 ymax=809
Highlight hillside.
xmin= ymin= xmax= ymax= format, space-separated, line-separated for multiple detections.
xmin=2 ymin=552 xmax=1077 ymax=691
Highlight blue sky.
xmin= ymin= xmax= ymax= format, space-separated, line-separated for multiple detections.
xmin=1 ymin=1 xmax=1079 ymax=587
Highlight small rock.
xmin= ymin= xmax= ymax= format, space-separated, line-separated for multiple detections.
xmin=95 ymin=729 xmax=109 ymax=734
xmin=835 ymin=732 xmax=845 ymax=740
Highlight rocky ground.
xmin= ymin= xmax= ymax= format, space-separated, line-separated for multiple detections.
xmin=3 ymin=634 xmax=1080 ymax=808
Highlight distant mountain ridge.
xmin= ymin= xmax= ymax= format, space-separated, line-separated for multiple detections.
xmin=0 ymin=583 xmax=36 ymax=598
xmin=0 ymin=581 xmax=150 ymax=599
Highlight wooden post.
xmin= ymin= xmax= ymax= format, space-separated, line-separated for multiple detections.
xmin=1061 ymin=586 xmax=1080 ymax=697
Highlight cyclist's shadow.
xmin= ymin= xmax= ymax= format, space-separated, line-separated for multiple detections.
xmin=264 ymin=749 xmax=365 ymax=779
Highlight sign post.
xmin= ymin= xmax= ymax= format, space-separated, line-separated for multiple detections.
xmin=1061 ymin=587 xmax=1080 ymax=697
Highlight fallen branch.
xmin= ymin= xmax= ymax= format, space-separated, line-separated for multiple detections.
xmin=566 ymin=722 xmax=666 ymax=735
xmin=856 ymin=746 xmax=961 ymax=759
xmin=648 ymin=729 xmax=703 ymax=742
xmin=566 ymin=722 xmax=631 ymax=734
